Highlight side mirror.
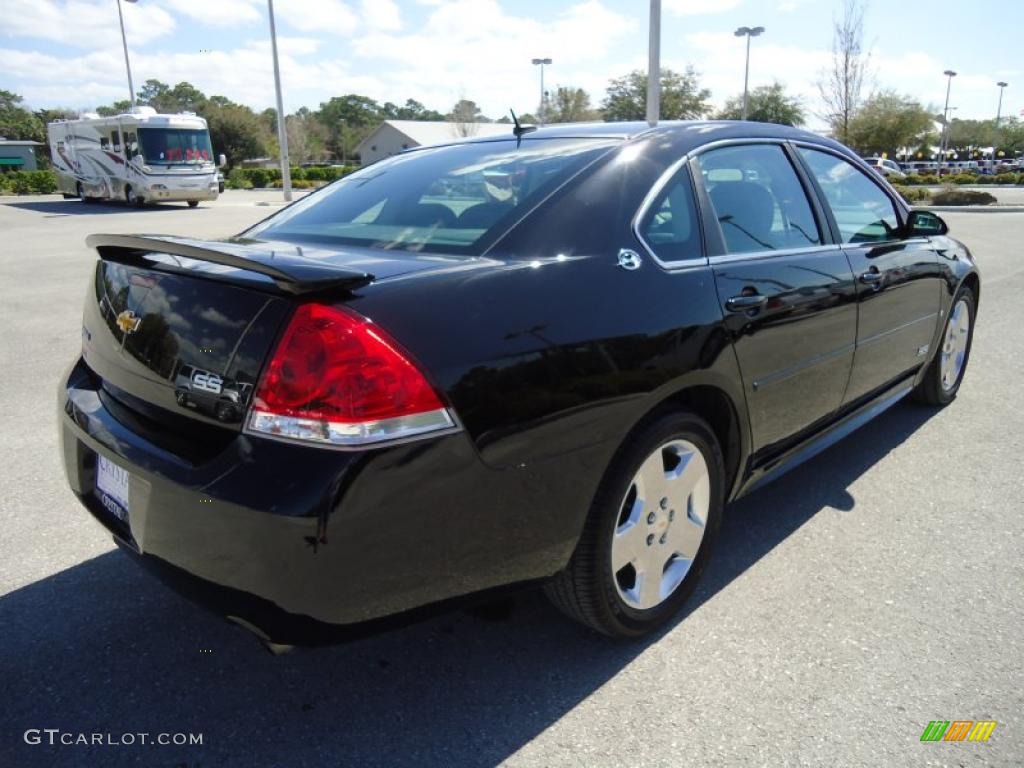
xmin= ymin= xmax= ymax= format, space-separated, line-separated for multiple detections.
xmin=218 ymin=153 xmax=227 ymax=168
xmin=907 ymin=210 xmax=948 ymax=237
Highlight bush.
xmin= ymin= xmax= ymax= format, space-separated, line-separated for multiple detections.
xmin=0 ymin=170 xmax=57 ymax=195
xmin=929 ymin=188 xmax=997 ymax=206
xmin=893 ymin=185 xmax=930 ymax=204
xmin=903 ymin=173 xmax=939 ymax=186
xmin=994 ymin=173 xmax=1021 ymax=185
xmin=225 ymin=168 xmax=252 ymax=190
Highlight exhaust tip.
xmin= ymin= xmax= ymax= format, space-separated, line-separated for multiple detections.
xmin=226 ymin=615 xmax=295 ymax=656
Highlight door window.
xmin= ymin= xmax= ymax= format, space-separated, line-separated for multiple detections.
xmin=697 ymin=144 xmax=821 ymax=254
xmin=638 ymin=165 xmax=702 ymax=262
xmin=797 ymin=148 xmax=900 ymax=244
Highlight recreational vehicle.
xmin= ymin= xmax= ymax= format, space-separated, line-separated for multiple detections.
xmin=48 ymin=107 xmax=223 ymax=207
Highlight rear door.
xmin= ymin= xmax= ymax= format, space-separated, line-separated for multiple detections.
xmin=694 ymin=142 xmax=858 ymax=456
xmin=794 ymin=146 xmax=942 ymax=404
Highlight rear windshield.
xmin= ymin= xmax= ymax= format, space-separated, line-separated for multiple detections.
xmin=247 ymin=137 xmax=620 ymax=255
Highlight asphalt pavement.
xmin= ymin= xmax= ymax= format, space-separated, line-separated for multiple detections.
xmin=0 ymin=192 xmax=1021 ymax=767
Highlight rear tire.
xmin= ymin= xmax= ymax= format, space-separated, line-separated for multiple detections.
xmin=544 ymin=411 xmax=724 ymax=637
xmin=913 ymin=285 xmax=976 ymax=406
xmin=187 ymin=200 xmax=199 ymax=208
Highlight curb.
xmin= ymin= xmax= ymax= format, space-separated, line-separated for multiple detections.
xmin=914 ymin=205 xmax=1024 ymax=213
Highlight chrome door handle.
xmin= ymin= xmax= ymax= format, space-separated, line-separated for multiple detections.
xmin=859 ymin=270 xmax=883 ymax=284
xmin=725 ymin=294 xmax=768 ymax=312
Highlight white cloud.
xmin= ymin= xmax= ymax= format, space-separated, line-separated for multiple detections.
xmin=165 ymin=0 xmax=263 ymax=27
xmin=349 ymin=0 xmax=636 ymax=117
xmin=361 ymin=0 xmax=402 ymax=31
xmin=1 ymin=0 xmax=176 ymax=47
xmin=274 ymin=0 xmax=358 ymax=34
xmin=665 ymin=0 xmax=742 ymax=15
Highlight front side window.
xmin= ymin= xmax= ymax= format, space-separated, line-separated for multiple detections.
xmin=798 ymin=147 xmax=900 ymax=244
xmin=639 ymin=166 xmax=702 ymax=262
xmin=697 ymin=144 xmax=821 ymax=254
xmin=110 ymin=130 xmax=121 ymax=151
xmin=138 ymin=128 xmax=214 ymax=165
xmin=248 ymin=138 xmax=619 ymax=256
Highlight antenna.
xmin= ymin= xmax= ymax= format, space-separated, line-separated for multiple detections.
xmin=510 ymin=109 xmax=537 ymax=142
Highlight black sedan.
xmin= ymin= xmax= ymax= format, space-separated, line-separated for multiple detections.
xmin=59 ymin=121 xmax=979 ymax=645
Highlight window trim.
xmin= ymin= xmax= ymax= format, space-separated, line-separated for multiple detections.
xmin=686 ymin=138 xmax=832 ymax=261
xmin=631 ymin=153 xmax=708 ymax=269
xmin=789 ymin=140 xmax=911 ymax=246
xmin=626 ymin=151 xmax=708 ymax=268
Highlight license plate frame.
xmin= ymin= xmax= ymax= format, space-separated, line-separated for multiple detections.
xmin=96 ymin=454 xmax=130 ymax=522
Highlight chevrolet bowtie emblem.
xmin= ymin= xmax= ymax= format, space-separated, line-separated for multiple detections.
xmin=116 ymin=310 xmax=142 ymax=334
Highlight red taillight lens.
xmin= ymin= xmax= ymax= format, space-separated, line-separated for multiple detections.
xmin=247 ymin=304 xmax=454 ymax=446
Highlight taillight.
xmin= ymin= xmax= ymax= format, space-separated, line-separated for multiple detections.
xmin=247 ymin=304 xmax=455 ymax=447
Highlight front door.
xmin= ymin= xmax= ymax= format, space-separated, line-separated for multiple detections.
xmin=794 ymin=146 xmax=942 ymax=404
xmin=695 ymin=142 xmax=858 ymax=457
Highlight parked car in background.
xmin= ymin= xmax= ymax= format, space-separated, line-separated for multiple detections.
xmin=865 ymin=156 xmax=906 ymax=180
xmin=59 ymin=121 xmax=979 ymax=647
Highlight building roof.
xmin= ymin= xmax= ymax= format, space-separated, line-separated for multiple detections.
xmin=0 ymin=139 xmax=44 ymax=146
xmin=355 ymin=120 xmax=511 ymax=156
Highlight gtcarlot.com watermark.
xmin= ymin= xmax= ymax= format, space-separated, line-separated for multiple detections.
xmin=24 ymin=729 xmax=203 ymax=747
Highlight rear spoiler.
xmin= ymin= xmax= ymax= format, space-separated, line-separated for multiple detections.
xmin=85 ymin=234 xmax=374 ymax=295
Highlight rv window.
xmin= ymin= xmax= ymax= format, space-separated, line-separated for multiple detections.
xmin=100 ymin=136 xmax=109 ymax=150
xmin=125 ymin=132 xmax=138 ymax=153
xmin=111 ymin=131 xmax=121 ymax=150
xmin=56 ymin=141 xmax=65 ymax=151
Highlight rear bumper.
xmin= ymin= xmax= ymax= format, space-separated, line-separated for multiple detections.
xmin=59 ymin=358 xmax=576 ymax=641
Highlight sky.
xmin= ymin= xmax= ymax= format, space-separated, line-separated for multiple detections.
xmin=2 ymin=0 xmax=1022 ymax=130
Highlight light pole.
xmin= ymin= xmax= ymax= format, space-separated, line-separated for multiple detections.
xmin=267 ymin=0 xmax=292 ymax=202
xmin=647 ymin=0 xmax=661 ymax=127
xmin=532 ymin=58 xmax=552 ymax=124
xmin=938 ymin=69 xmax=956 ymax=177
xmin=734 ymin=26 xmax=765 ymax=121
xmin=116 ymin=0 xmax=138 ymax=110
xmin=994 ymin=81 xmax=1008 ymax=165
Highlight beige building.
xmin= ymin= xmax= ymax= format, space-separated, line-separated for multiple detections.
xmin=355 ymin=120 xmax=510 ymax=165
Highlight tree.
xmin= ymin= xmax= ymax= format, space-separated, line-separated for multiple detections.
xmin=286 ymin=110 xmax=330 ymax=164
xmin=381 ymin=99 xmax=445 ymax=121
xmin=845 ymin=90 xmax=934 ymax=158
xmin=717 ymin=82 xmax=806 ymax=126
xmin=0 ymin=90 xmax=45 ymax=142
xmin=601 ymin=68 xmax=711 ymax=122
xmin=817 ymin=0 xmax=871 ymax=143
xmin=96 ymin=100 xmax=132 ymax=117
xmin=315 ymin=94 xmax=382 ymax=160
xmin=448 ymin=98 xmax=489 ymax=137
xmin=201 ymin=97 xmax=272 ymax=166
xmin=547 ymin=87 xmax=599 ymax=123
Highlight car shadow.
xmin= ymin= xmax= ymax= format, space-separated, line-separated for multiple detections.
xmin=1 ymin=200 xmax=199 ymax=216
xmin=0 ymin=402 xmax=935 ymax=768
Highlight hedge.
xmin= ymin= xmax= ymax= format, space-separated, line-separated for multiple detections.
xmin=903 ymin=171 xmax=1023 ymax=186
xmin=0 ymin=170 xmax=58 ymax=195
xmin=929 ymin=189 xmax=997 ymax=206
xmin=226 ymin=165 xmax=358 ymax=189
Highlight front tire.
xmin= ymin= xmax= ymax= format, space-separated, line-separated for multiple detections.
xmin=544 ymin=411 xmax=724 ymax=637
xmin=126 ymin=185 xmax=144 ymax=208
xmin=187 ymin=200 xmax=199 ymax=208
xmin=914 ymin=285 xmax=976 ymax=406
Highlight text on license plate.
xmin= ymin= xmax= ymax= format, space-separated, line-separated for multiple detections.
xmin=96 ymin=455 xmax=130 ymax=520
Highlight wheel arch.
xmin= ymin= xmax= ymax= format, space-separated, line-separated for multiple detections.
xmin=959 ymin=270 xmax=980 ymax=307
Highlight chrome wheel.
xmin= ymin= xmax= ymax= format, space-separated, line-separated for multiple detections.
xmin=940 ymin=298 xmax=970 ymax=392
xmin=611 ymin=439 xmax=710 ymax=610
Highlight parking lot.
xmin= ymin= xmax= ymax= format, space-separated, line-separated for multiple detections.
xmin=1 ymin=191 xmax=1022 ymax=767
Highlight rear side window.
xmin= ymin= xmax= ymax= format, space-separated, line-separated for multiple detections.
xmin=797 ymin=147 xmax=900 ymax=244
xmin=248 ymin=138 xmax=619 ymax=256
xmin=696 ymin=144 xmax=821 ymax=254
xmin=639 ymin=166 xmax=701 ymax=262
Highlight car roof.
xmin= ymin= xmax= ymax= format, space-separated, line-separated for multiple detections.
xmin=424 ymin=120 xmax=848 ymax=157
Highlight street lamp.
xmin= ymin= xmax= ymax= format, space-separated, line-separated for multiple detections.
xmin=116 ymin=0 xmax=138 ymax=110
xmin=647 ymin=0 xmax=661 ymax=127
xmin=994 ymin=81 xmax=1009 ymax=164
xmin=734 ymin=26 xmax=765 ymax=121
xmin=531 ymin=58 xmax=552 ymax=124
xmin=267 ymin=0 xmax=292 ymax=202
xmin=938 ymin=69 xmax=956 ymax=177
